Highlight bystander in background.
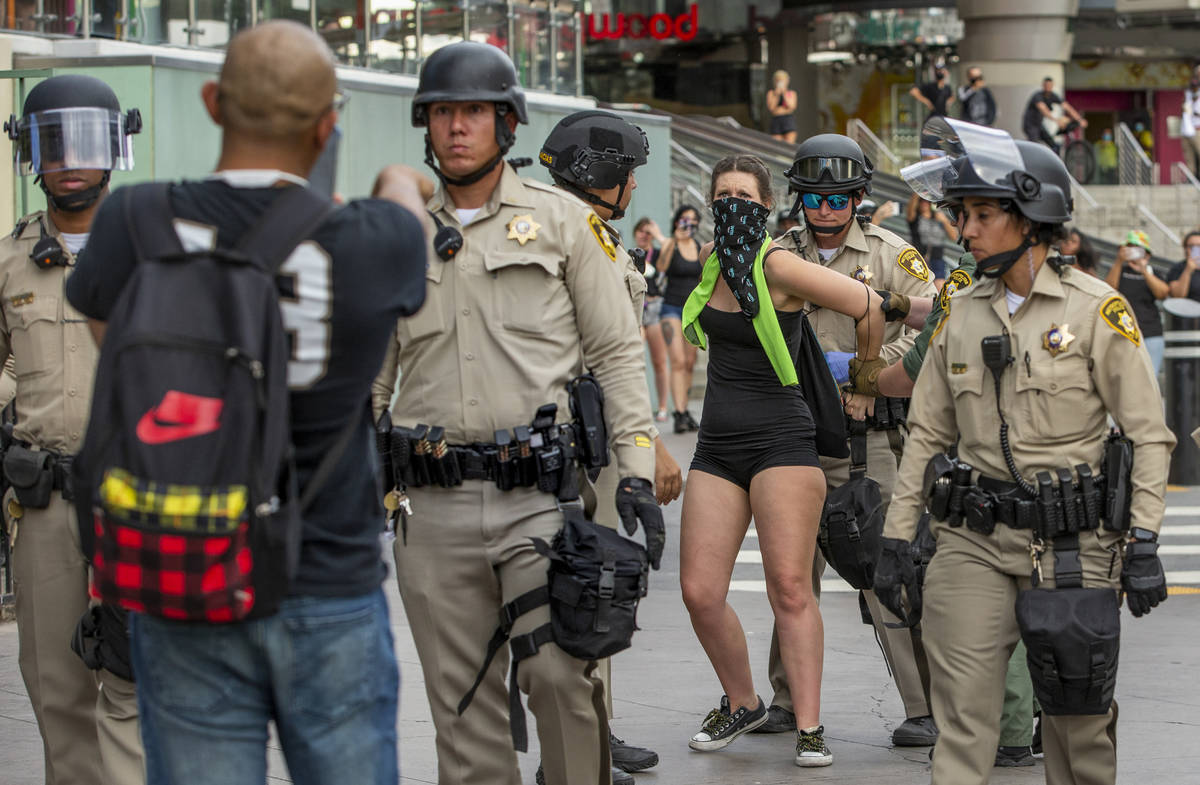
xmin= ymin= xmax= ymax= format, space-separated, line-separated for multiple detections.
xmin=905 ymin=194 xmax=956 ymax=286
xmin=1182 ymin=66 xmax=1200 ymax=176
xmin=910 ymin=66 xmax=953 ymax=122
xmin=956 ymin=67 xmax=996 ymax=126
xmin=1060 ymin=227 xmax=1098 ymax=275
xmin=1096 ymin=129 xmax=1117 ymax=184
xmin=1167 ymin=230 xmax=1200 ymax=302
xmin=1106 ymin=230 xmax=1168 ymax=374
xmin=636 ymin=216 xmax=671 ymax=423
xmin=766 ymin=70 xmax=798 ymax=144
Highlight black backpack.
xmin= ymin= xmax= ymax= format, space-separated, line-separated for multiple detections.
xmin=817 ymin=422 xmax=884 ymax=590
xmin=74 ymin=182 xmax=333 ymax=623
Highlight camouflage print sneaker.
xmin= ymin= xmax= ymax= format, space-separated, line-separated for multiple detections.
xmin=688 ymin=695 xmax=767 ymax=751
xmin=795 ymin=725 xmax=833 ymax=767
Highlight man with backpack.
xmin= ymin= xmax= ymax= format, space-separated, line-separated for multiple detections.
xmin=65 ymin=21 xmax=428 ymax=784
xmin=0 ymin=73 xmax=145 ymax=785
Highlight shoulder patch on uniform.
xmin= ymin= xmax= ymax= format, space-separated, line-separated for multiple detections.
xmin=1099 ymin=295 xmax=1141 ymax=346
xmin=587 ymin=213 xmax=618 ymax=262
xmin=938 ymin=267 xmax=974 ymax=314
xmin=897 ymin=247 xmax=931 ymax=282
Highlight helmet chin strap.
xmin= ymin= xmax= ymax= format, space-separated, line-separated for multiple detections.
xmin=976 ymin=234 xmax=1036 ymax=279
xmin=557 ymin=178 xmax=628 ymax=220
xmin=38 ymin=172 xmax=109 ymax=213
xmin=424 ymin=107 xmax=516 ymax=189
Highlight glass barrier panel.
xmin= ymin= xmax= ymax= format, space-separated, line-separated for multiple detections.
xmin=368 ymin=1 xmax=418 ymax=74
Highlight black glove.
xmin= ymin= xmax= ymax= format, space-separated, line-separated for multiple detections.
xmin=875 ymin=290 xmax=911 ymax=322
xmin=872 ymin=536 xmax=922 ymax=627
xmin=615 ymin=477 xmax=665 ymax=570
xmin=1122 ymin=540 xmax=1167 ymax=617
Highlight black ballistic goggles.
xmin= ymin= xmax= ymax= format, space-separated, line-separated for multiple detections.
xmin=788 ymin=156 xmax=864 ymax=184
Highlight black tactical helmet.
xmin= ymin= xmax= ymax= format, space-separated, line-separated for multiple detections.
xmin=784 ymin=133 xmax=874 ymax=195
xmin=1013 ymin=140 xmax=1073 ymax=224
xmin=411 ymin=41 xmax=528 ymax=127
xmin=540 ymin=110 xmax=648 ymax=219
xmin=5 ymin=74 xmax=141 ymax=211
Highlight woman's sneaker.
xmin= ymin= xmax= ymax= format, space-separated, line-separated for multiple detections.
xmin=795 ymin=725 xmax=833 ymax=767
xmin=689 ymin=695 xmax=768 ymax=751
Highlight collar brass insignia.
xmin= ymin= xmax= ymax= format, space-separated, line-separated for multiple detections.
xmin=1042 ymin=323 xmax=1075 ymax=356
xmin=506 ymin=214 xmax=541 ymax=246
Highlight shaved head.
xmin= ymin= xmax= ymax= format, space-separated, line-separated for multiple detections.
xmin=217 ymin=20 xmax=336 ymax=138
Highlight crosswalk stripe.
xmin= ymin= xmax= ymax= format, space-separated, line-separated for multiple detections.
xmin=1159 ymin=545 xmax=1200 ymax=555
xmin=736 ymin=551 xmax=763 ymax=564
xmin=1166 ymin=570 xmax=1200 ymax=584
xmin=1165 ymin=506 xmax=1200 ymax=516
xmin=1161 ymin=524 xmax=1200 ymax=536
xmin=730 ymin=579 xmax=856 ymax=594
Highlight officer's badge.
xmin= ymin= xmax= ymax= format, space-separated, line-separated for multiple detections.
xmin=897 ymin=248 xmax=931 ymax=282
xmin=506 ymin=214 xmax=541 ymax=246
xmin=1100 ymin=295 xmax=1141 ymax=346
xmin=9 ymin=292 xmax=33 ymax=307
xmin=852 ymin=265 xmax=873 ymax=283
xmin=586 ymin=213 xmax=618 ymax=262
xmin=938 ymin=267 xmax=973 ymax=314
xmin=1042 ymin=323 xmax=1075 ymax=356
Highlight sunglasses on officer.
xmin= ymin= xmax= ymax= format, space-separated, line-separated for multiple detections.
xmin=800 ymin=192 xmax=852 ymax=211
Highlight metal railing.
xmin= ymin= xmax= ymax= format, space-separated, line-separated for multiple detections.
xmin=847 ymin=117 xmax=902 ymax=176
xmin=1137 ymin=203 xmax=1182 ymax=250
xmin=3 ymin=0 xmax=585 ymax=98
xmin=1117 ymin=122 xmax=1154 ymax=187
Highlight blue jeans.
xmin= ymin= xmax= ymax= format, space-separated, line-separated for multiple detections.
xmin=130 ymin=589 xmax=399 ymax=785
xmin=1145 ymin=334 xmax=1165 ymax=377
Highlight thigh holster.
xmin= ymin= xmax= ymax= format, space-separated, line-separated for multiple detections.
xmin=457 ymin=503 xmax=649 ymax=752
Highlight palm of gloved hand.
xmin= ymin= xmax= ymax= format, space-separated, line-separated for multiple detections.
xmin=873 ymin=536 xmax=921 ymax=627
xmin=615 ymin=477 xmax=665 ymax=570
xmin=1122 ymin=540 xmax=1167 ymax=617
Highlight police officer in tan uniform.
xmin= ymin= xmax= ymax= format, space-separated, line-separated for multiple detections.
xmin=538 ymin=108 xmax=684 ymax=784
xmin=372 ymin=44 xmax=662 ymax=785
xmin=870 ymin=118 xmax=1174 ymax=785
xmin=760 ymin=134 xmax=937 ymax=744
xmin=1 ymin=75 xmax=144 ymax=784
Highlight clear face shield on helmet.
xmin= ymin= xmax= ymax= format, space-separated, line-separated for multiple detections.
xmin=7 ymin=107 xmax=141 ymax=176
xmin=900 ymin=116 xmax=1024 ymax=203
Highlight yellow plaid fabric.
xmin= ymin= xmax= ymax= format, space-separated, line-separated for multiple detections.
xmin=101 ymin=467 xmax=247 ymax=534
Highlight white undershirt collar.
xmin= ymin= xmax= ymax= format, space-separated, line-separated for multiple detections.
xmin=208 ymin=169 xmax=309 ymax=189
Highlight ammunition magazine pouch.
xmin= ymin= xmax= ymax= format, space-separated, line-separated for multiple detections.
xmin=1016 ymin=585 xmax=1120 ymax=716
xmin=865 ymin=396 xmax=909 ymax=431
xmin=457 ymin=503 xmax=648 ymax=752
xmin=3 ymin=443 xmax=73 ymax=509
xmin=818 ymin=423 xmax=884 ymax=591
xmin=70 ymin=604 xmax=134 ymax=682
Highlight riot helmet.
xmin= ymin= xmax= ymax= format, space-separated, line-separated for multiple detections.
xmin=901 ymin=116 xmax=1073 ymax=278
xmin=539 ymin=110 xmax=649 ymax=220
xmin=784 ymin=134 xmax=873 ymax=195
xmin=784 ymin=134 xmax=873 ymax=236
xmin=412 ymin=42 xmax=528 ymax=188
xmin=5 ymin=74 xmax=141 ymax=212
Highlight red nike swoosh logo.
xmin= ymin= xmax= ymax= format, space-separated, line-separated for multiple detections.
xmin=136 ymin=391 xmax=224 ymax=445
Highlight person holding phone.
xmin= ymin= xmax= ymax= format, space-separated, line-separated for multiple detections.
xmin=957 ymin=67 xmax=996 ymax=127
xmin=1167 ymin=230 xmax=1200 ymax=303
xmin=1105 ymin=230 xmax=1167 ymax=375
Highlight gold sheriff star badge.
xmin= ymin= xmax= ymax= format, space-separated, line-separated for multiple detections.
xmin=852 ymin=265 xmax=873 ymax=283
xmin=506 ymin=214 xmax=541 ymax=246
xmin=1042 ymin=323 xmax=1076 ymax=356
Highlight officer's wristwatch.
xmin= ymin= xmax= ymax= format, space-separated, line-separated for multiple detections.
xmin=1128 ymin=527 xmax=1157 ymax=543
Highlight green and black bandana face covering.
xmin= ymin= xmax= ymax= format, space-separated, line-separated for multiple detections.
xmin=711 ymin=196 xmax=770 ymax=319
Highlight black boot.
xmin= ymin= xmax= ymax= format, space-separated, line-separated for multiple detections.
xmin=610 ymin=732 xmax=659 ymax=772
xmin=673 ymin=410 xmax=689 ymax=434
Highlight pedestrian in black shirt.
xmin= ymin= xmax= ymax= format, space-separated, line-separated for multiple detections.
xmin=1022 ymin=76 xmax=1087 ymax=153
xmin=910 ymin=67 xmax=954 ymax=121
xmin=1167 ymin=230 xmax=1200 ymax=302
xmin=1105 ymin=230 xmax=1168 ymax=374
xmin=957 ymin=66 xmax=996 ymax=126
xmin=65 ymin=20 xmax=428 ymax=785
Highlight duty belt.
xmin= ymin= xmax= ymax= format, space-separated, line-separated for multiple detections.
xmin=9 ymin=440 xmax=74 ymax=501
xmin=927 ymin=455 xmax=1108 ymax=540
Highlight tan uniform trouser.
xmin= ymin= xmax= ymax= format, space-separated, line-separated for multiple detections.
xmin=924 ymin=520 xmax=1122 ymax=785
xmin=395 ymin=481 xmax=610 ymax=785
xmin=768 ymin=429 xmax=931 ymax=719
xmin=11 ymin=492 xmax=145 ymax=785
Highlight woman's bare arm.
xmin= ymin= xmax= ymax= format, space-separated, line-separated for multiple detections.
xmin=765 ymin=249 xmax=883 ymax=359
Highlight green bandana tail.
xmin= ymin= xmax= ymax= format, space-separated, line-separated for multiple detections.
xmin=681 ymin=237 xmax=798 ymax=387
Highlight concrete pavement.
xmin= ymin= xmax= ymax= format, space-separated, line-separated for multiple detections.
xmin=2 ymin=426 xmax=1200 ymax=784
